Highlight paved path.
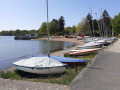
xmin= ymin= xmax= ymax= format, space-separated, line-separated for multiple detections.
xmin=70 ymin=39 xmax=120 ymax=90
xmin=0 ymin=78 xmax=68 ymax=90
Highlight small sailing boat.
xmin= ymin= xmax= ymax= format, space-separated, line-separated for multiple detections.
xmin=13 ymin=0 xmax=66 ymax=74
xmin=68 ymin=48 xmax=102 ymax=56
xmin=76 ymin=41 xmax=103 ymax=50
xmin=13 ymin=57 xmax=66 ymax=74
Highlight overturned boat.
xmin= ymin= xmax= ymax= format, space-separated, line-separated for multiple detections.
xmin=13 ymin=57 xmax=66 ymax=74
xmin=68 ymin=48 xmax=102 ymax=56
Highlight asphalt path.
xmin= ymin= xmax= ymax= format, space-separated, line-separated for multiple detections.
xmin=70 ymin=39 xmax=120 ymax=90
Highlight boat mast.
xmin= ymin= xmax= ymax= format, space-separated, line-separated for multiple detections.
xmin=46 ymin=0 xmax=50 ymax=58
xmin=95 ymin=13 xmax=101 ymax=37
xmin=90 ymin=6 xmax=95 ymax=37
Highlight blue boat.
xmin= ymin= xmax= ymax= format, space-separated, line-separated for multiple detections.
xmin=50 ymin=56 xmax=86 ymax=65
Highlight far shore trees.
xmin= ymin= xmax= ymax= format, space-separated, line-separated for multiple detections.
xmin=0 ymin=10 xmax=116 ymax=37
xmin=38 ymin=16 xmax=65 ymax=36
xmin=64 ymin=26 xmax=76 ymax=35
xmin=58 ymin=16 xmax=65 ymax=35
xmin=100 ymin=10 xmax=112 ymax=37
xmin=76 ymin=18 xmax=88 ymax=35
xmin=49 ymin=20 xmax=58 ymax=35
xmin=112 ymin=13 xmax=120 ymax=35
xmin=38 ymin=22 xmax=47 ymax=35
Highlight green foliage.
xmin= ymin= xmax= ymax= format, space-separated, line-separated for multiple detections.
xmin=0 ymin=29 xmax=38 ymax=36
xmin=76 ymin=18 xmax=88 ymax=35
xmin=38 ymin=22 xmax=47 ymax=35
xmin=58 ymin=16 xmax=65 ymax=35
xmin=49 ymin=20 xmax=58 ymax=35
xmin=37 ymin=16 xmax=65 ymax=36
xmin=64 ymin=26 xmax=72 ymax=34
xmin=112 ymin=13 xmax=120 ymax=35
xmin=64 ymin=26 xmax=76 ymax=35
xmin=101 ymin=10 xmax=112 ymax=37
xmin=72 ymin=26 xmax=76 ymax=34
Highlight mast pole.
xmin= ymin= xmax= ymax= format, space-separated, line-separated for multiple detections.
xmin=95 ymin=13 xmax=101 ymax=37
xmin=46 ymin=0 xmax=50 ymax=58
xmin=90 ymin=6 xmax=95 ymax=37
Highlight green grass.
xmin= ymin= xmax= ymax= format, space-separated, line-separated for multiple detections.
xmin=64 ymin=52 xmax=98 ymax=63
xmin=0 ymin=65 xmax=85 ymax=85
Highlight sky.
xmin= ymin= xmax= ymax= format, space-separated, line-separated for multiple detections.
xmin=0 ymin=0 xmax=119 ymax=31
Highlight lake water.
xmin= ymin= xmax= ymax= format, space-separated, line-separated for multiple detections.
xmin=0 ymin=36 xmax=75 ymax=62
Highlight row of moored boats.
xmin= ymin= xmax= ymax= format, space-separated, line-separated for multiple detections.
xmin=13 ymin=37 xmax=117 ymax=75
xmin=68 ymin=37 xmax=117 ymax=56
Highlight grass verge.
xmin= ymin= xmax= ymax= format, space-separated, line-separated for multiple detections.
xmin=0 ymin=53 xmax=98 ymax=85
xmin=0 ymin=65 xmax=86 ymax=85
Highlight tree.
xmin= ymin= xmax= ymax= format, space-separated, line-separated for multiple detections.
xmin=93 ymin=19 xmax=100 ymax=36
xmin=86 ymin=13 xmax=94 ymax=37
xmin=49 ymin=20 xmax=58 ymax=35
xmin=101 ymin=10 xmax=112 ymax=37
xmin=58 ymin=16 xmax=65 ymax=35
xmin=76 ymin=18 xmax=88 ymax=35
xmin=64 ymin=26 xmax=72 ymax=35
xmin=14 ymin=29 xmax=21 ymax=36
xmin=72 ymin=26 xmax=76 ymax=34
xmin=64 ymin=26 xmax=76 ymax=34
xmin=112 ymin=13 xmax=120 ymax=35
xmin=38 ymin=22 xmax=47 ymax=35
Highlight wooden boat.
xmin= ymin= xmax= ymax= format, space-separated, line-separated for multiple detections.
xmin=68 ymin=48 xmax=102 ymax=56
xmin=50 ymin=56 xmax=86 ymax=65
xmin=13 ymin=57 xmax=66 ymax=74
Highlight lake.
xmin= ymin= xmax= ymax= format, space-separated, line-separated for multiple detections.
xmin=0 ymin=36 xmax=75 ymax=70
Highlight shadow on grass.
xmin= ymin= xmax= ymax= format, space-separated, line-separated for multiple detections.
xmin=15 ymin=70 xmax=66 ymax=79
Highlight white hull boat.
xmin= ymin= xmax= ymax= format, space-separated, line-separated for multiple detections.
xmin=69 ymin=48 xmax=102 ymax=55
xmin=76 ymin=41 xmax=103 ymax=50
xmin=13 ymin=57 xmax=66 ymax=74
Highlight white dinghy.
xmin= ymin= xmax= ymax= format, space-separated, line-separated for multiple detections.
xmin=13 ymin=57 xmax=66 ymax=74
xmin=69 ymin=48 xmax=102 ymax=55
xmin=76 ymin=41 xmax=103 ymax=50
xmin=13 ymin=0 xmax=66 ymax=75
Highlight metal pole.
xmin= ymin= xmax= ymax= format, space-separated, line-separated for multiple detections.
xmin=95 ymin=13 xmax=101 ymax=37
xmin=46 ymin=0 xmax=50 ymax=58
xmin=111 ymin=20 xmax=114 ymax=37
xmin=90 ymin=6 xmax=95 ymax=37
xmin=100 ymin=8 xmax=103 ymax=37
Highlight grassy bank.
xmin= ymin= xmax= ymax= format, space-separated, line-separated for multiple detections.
xmin=0 ymin=53 xmax=98 ymax=85
xmin=0 ymin=65 xmax=85 ymax=85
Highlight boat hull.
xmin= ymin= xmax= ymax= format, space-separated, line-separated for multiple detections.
xmin=14 ymin=65 xmax=66 ymax=74
xmin=76 ymin=45 xmax=102 ymax=50
xmin=68 ymin=48 xmax=102 ymax=56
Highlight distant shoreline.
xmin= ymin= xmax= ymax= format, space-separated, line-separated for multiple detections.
xmin=37 ymin=37 xmax=84 ymax=44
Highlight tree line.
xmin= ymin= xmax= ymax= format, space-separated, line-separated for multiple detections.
xmin=0 ymin=29 xmax=38 ymax=36
xmin=38 ymin=16 xmax=65 ymax=35
xmin=0 ymin=12 xmax=120 ymax=37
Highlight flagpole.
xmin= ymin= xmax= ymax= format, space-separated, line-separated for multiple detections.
xmin=46 ymin=0 xmax=50 ymax=58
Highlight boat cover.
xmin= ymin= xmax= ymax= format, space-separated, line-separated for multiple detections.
xmin=50 ymin=56 xmax=86 ymax=63
xmin=13 ymin=57 xmax=65 ymax=68
xmin=77 ymin=41 xmax=102 ymax=48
